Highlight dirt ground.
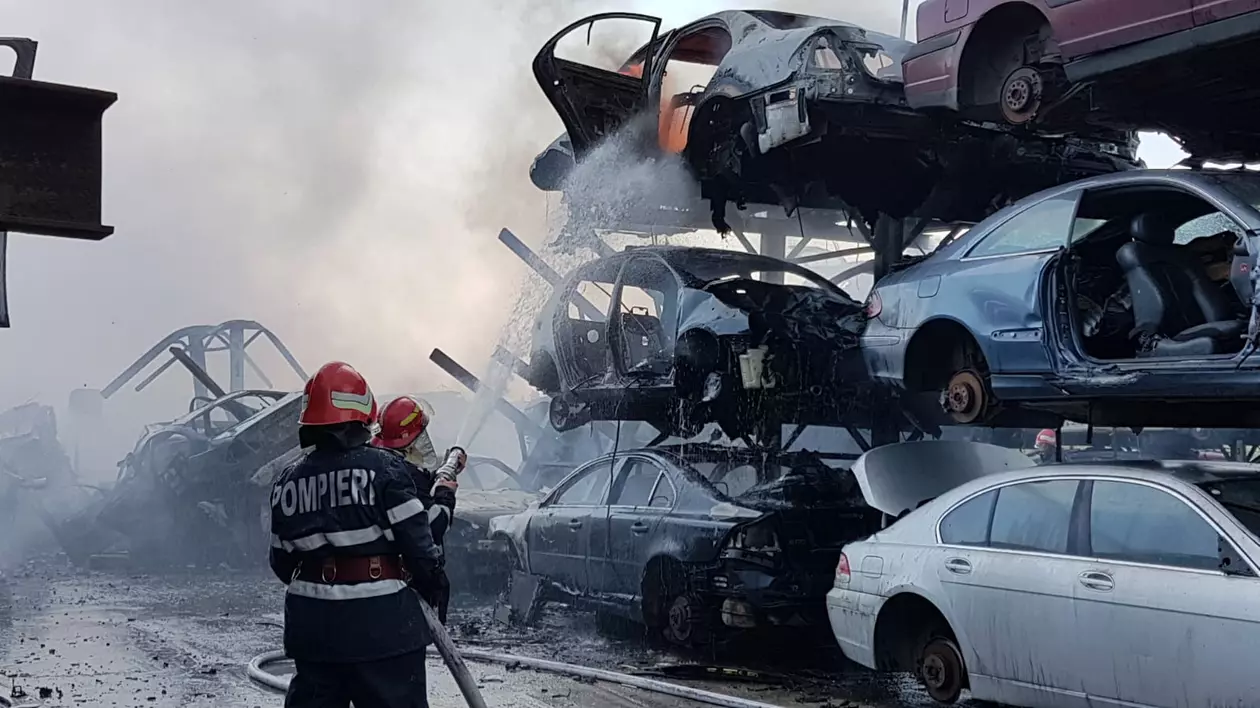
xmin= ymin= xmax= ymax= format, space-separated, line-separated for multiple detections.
xmin=0 ymin=557 xmax=973 ymax=707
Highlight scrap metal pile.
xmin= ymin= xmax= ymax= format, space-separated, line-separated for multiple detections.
xmin=519 ymin=5 xmax=1260 ymax=439
xmin=42 ymin=323 xmax=310 ymax=569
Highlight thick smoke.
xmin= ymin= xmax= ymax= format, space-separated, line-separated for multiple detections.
xmin=0 ymin=1 xmax=911 ymax=424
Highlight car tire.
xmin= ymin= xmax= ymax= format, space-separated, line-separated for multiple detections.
xmin=548 ymin=392 xmax=592 ymax=432
xmin=916 ymin=635 xmax=966 ymax=704
xmin=528 ymin=352 xmax=560 ymax=395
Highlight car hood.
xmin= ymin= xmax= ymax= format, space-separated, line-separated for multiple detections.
xmin=456 ymin=488 xmax=540 ymax=521
xmin=733 ymin=464 xmax=864 ymax=511
xmin=852 ymin=440 xmax=1036 ymax=516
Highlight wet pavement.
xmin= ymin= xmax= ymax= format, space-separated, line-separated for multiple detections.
xmin=0 ymin=557 xmax=973 ymax=707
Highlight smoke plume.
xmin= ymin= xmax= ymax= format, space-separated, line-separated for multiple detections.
xmin=0 ymin=1 xmax=912 ymax=429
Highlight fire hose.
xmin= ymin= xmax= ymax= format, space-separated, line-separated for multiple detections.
xmin=249 ymin=632 xmax=786 ymax=708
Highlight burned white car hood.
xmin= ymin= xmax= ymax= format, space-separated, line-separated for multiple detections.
xmin=852 ymin=440 xmax=1036 ymax=516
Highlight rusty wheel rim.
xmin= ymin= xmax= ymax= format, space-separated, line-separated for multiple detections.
xmin=667 ymin=595 xmax=693 ymax=642
xmin=1001 ymin=67 xmax=1042 ymax=124
xmin=943 ymin=370 xmax=987 ymax=424
xmin=919 ymin=638 xmax=965 ymax=703
xmin=922 ymin=653 xmax=947 ymax=690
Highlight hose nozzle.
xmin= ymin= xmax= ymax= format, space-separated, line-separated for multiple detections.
xmin=435 ymin=446 xmax=467 ymax=483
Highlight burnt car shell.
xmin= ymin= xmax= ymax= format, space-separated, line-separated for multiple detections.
xmin=79 ymin=391 xmax=302 ymax=566
xmin=527 ymin=246 xmax=873 ymax=440
xmin=531 ymin=10 xmax=1137 ymax=230
xmin=683 ymin=449 xmax=881 ymax=627
xmin=491 ymin=445 xmax=881 ymax=635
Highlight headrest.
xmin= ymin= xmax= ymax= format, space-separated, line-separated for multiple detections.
xmin=1130 ymin=212 xmax=1177 ymax=245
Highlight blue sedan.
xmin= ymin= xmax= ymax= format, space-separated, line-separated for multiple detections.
xmin=863 ymin=169 xmax=1260 ymax=429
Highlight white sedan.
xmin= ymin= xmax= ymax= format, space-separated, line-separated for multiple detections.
xmin=826 ymin=440 xmax=1260 ymax=708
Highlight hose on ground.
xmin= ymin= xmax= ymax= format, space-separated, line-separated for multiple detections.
xmin=249 ymin=595 xmax=489 ymax=707
xmin=249 ymin=644 xmax=785 ymax=708
xmin=418 ymin=595 xmax=488 ymax=708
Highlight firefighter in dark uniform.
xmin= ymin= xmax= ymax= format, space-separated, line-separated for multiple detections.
xmin=372 ymin=395 xmax=461 ymax=624
xmin=269 ymin=362 xmax=442 ymax=708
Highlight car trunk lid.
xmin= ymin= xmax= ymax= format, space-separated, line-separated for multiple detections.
xmin=852 ymin=440 xmax=1036 ymax=517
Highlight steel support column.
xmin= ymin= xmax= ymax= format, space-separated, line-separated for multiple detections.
xmin=871 ymin=215 xmax=907 ymax=283
xmin=760 ymin=231 xmax=786 ymax=284
xmin=184 ymin=337 xmax=209 ymax=399
xmin=227 ymin=324 xmax=246 ymax=392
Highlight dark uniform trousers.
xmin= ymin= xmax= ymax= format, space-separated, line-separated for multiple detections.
xmin=270 ymin=434 xmax=443 ymax=708
xmin=288 ymin=651 xmax=428 ymax=708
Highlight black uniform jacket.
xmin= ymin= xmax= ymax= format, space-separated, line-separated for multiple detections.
xmin=395 ymin=456 xmax=456 ymax=546
xmin=269 ymin=436 xmax=442 ymax=663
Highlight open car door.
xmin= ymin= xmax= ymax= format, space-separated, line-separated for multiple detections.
xmin=533 ymin=13 xmax=661 ymax=157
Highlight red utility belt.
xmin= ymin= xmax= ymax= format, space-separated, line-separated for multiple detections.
xmin=295 ymin=555 xmax=408 ymax=584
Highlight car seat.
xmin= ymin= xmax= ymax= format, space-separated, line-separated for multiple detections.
xmin=617 ymin=311 xmax=668 ymax=373
xmin=1115 ymin=212 xmax=1245 ymax=357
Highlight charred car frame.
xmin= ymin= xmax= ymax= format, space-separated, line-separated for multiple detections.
xmin=525 ymin=245 xmax=881 ymax=444
xmin=489 ymin=444 xmax=878 ymax=645
xmin=531 ymin=10 xmax=1137 ymax=235
xmin=54 ymin=389 xmax=303 ymax=568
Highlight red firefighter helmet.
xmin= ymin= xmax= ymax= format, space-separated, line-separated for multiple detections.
xmin=376 ymin=396 xmax=433 ymax=449
xmin=1035 ymin=429 xmax=1057 ymax=448
xmin=299 ymin=361 xmax=377 ymax=426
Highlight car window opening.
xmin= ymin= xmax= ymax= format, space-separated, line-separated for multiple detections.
xmin=1201 ymin=477 xmax=1260 ymax=540
xmin=553 ymin=17 xmax=659 ymax=74
xmin=616 ymin=259 xmax=678 ymax=375
xmin=658 ymin=26 xmax=731 ymax=153
xmin=680 ymin=448 xmax=858 ymax=504
xmin=1064 ymin=183 xmax=1252 ymax=362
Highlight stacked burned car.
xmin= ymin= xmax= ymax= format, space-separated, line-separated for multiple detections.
xmin=526 ymin=245 xmax=876 ymax=444
xmin=531 ymin=10 xmax=1137 ymax=236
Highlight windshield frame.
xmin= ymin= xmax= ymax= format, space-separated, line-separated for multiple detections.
xmin=670 ymin=250 xmax=857 ymax=303
xmin=1201 ymin=171 xmax=1260 ymax=221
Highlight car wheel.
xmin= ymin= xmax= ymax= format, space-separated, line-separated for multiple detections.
xmin=663 ymin=591 xmax=710 ymax=647
xmin=548 ymin=392 xmax=591 ymax=432
xmin=528 ymin=352 xmax=560 ymax=394
xmin=917 ymin=635 xmax=966 ymax=704
xmin=941 ymin=368 xmax=991 ymax=425
xmin=999 ymin=66 xmax=1043 ymax=125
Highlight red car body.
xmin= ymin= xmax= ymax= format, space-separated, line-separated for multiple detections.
xmin=903 ymin=0 xmax=1260 ymax=156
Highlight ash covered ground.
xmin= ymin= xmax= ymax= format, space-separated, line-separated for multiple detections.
xmin=0 ymin=557 xmax=970 ymax=708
